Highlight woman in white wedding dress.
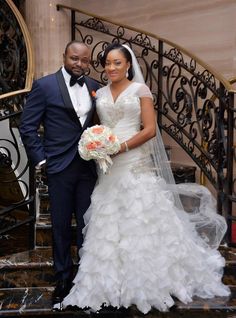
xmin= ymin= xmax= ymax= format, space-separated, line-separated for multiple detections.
xmin=62 ymin=43 xmax=230 ymax=314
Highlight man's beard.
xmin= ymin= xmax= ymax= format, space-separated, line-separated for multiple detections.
xmin=64 ymin=66 xmax=85 ymax=78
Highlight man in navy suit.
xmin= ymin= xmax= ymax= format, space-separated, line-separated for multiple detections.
xmin=20 ymin=41 xmax=100 ymax=308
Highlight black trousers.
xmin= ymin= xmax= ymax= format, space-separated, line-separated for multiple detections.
xmin=47 ymin=154 xmax=97 ymax=281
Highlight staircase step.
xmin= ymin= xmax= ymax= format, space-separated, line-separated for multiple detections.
xmin=0 ymin=287 xmax=53 ymax=315
xmin=221 ymin=246 xmax=236 ymax=286
xmin=0 ymin=247 xmax=235 ymax=316
xmin=0 ymin=248 xmax=54 ymax=288
xmin=223 ymin=263 xmax=236 ymax=286
xmin=36 ymin=216 xmax=77 ymax=247
xmin=0 ymin=287 xmax=88 ymax=317
xmin=0 ymin=247 xmax=78 ymax=288
xmin=0 ymin=247 xmax=236 ymax=289
xmin=0 ymin=286 xmax=235 ymax=317
xmin=220 ymin=245 xmax=236 ymax=261
xmin=37 ymin=191 xmax=50 ymax=215
xmin=0 ymin=223 xmax=30 ymax=258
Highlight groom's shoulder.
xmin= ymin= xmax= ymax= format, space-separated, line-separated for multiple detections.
xmin=86 ymin=76 xmax=100 ymax=87
xmin=36 ymin=72 xmax=57 ymax=85
xmin=31 ymin=72 xmax=58 ymax=94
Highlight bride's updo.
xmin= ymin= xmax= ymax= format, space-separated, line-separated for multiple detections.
xmin=100 ymin=43 xmax=134 ymax=80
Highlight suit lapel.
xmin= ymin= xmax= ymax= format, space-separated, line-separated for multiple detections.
xmin=56 ymin=70 xmax=82 ymax=129
xmin=82 ymin=77 xmax=96 ymax=129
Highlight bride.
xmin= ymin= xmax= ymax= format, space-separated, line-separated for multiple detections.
xmin=62 ymin=43 xmax=230 ymax=313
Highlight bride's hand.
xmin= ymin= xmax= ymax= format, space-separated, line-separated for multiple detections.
xmin=111 ymin=142 xmax=126 ymax=158
xmin=118 ymin=142 xmax=126 ymax=154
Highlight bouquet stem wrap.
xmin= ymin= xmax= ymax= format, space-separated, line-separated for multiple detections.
xmin=97 ymin=156 xmax=113 ymax=174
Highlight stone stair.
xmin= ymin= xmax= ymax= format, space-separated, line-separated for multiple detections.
xmin=0 ymin=246 xmax=235 ymax=318
xmin=0 ymin=184 xmax=236 ymax=317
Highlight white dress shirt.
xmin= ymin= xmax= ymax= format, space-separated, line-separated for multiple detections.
xmin=61 ymin=66 xmax=92 ymax=126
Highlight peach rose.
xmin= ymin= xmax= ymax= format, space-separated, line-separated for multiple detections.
xmin=92 ymin=126 xmax=104 ymax=134
xmin=108 ymin=135 xmax=116 ymax=143
xmin=86 ymin=142 xmax=98 ymax=150
xmin=95 ymin=140 xmax=102 ymax=147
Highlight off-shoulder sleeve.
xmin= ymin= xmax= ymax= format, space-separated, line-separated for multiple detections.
xmin=136 ymin=83 xmax=153 ymax=99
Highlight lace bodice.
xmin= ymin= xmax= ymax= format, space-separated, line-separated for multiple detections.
xmin=96 ymin=82 xmax=153 ymax=143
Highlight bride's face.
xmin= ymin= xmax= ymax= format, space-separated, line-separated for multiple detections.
xmin=105 ymin=49 xmax=130 ymax=83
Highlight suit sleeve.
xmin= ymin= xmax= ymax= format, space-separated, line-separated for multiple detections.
xmin=19 ymin=80 xmax=47 ymax=166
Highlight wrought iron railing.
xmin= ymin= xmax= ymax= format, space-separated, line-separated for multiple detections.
xmin=57 ymin=4 xmax=236 ymax=245
xmin=0 ymin=0 xmax=35 ymax=249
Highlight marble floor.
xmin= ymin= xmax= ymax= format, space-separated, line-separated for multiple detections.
xmin=1 ymin=209 xmax=236 ymax=317
xmin=0 ymin=245 xmax=236 ymax=317
xmin=0 ymin=286 xmax=235 ymax=317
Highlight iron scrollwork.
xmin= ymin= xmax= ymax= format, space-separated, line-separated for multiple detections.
xmin=0 ymin=0 xmax=27 ymax=95
xmin=0 ymin=1 xmax=35 ymax=246
xmin=72 ymin=10 xmax=230 ymax=191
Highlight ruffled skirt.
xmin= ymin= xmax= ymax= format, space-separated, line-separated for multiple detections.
xmin=63 ymin=150 xmax=230 ymax=314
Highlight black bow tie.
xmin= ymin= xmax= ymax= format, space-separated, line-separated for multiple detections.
xmin=70 ymin=76 xmax=85 ymax=87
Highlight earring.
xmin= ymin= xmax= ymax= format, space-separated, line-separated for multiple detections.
xmin=126 ymin=69 xmax=129 ymax=78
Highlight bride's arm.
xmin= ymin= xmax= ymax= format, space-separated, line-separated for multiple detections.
xmin=119 ymin=96 xmax=156 ymax=153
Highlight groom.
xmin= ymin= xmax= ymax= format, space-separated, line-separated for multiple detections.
xmin=20 ymin=41 xmax=99 ymax=307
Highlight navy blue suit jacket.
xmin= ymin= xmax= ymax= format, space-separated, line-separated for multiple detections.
xmin=20 ymin=69 xmax=100 ymax=175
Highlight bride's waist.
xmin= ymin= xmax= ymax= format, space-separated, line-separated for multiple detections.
xmin=113 ymin=143 xmax=152 ymax=166
xmin=114 ymin=129 xmax=139 ymax=142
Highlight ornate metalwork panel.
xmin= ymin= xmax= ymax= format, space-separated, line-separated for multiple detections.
xmin=0 ymin=0 xmax=27 ymax=95
xmin=0 ymin=0 xmax=35 ymax=248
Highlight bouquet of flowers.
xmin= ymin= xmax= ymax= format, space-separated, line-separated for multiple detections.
xmin=78 ymin=125 xmax=121 ymax=174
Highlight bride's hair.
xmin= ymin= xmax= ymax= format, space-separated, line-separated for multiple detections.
xmin=100 ymin=43 xmax=134 ymax=80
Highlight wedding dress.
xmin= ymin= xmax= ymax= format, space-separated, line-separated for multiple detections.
xmin=62 ymin=82 xmax=230 ymax=314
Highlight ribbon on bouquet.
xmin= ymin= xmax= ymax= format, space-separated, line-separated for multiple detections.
xmin=97 ymin=155 xmax=113 ymax=174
